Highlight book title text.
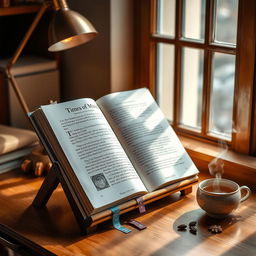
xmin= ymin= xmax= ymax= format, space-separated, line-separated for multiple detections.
xmin=65 ymin=104 xmax=97 ymax=113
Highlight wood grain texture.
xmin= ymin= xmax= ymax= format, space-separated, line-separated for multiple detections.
xmin=0 ymin=170 xmax=255 ymax=256
xmin=233 ymin=0 xmax=256 ymax=154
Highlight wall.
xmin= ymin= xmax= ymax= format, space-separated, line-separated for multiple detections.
xmin=110 ymin=0 xmax=134 ymax=92
xmin=60 ymin=0 xmax=134 ymax=101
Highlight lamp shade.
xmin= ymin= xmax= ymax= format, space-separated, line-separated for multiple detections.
xmin=48 ymin=8 xmax=98 ymax=52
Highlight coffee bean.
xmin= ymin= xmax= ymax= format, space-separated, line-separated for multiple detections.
xmin=189 ymin=221 xmax=197 ymax=227
xmin=177 ymin=224 xmax=187 ymax=231
xmin=189 ymin=225 xmax=197 ymax=234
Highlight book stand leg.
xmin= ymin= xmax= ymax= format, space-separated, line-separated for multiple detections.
xmin=180 ymin=186 xmax=192 ymax=196
xmin=32 ymin=167 xmax=59 ymax=208
xmin=32 ymin=163 xmax=91 ymax=235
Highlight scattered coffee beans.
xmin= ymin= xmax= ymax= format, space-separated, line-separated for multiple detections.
xmin=189 ymin=221 xmax=197 ymax=227
xmin=208 ymin=225 xmax=222 ymax=234
xmin=177 ymin=224 xmax=187 ymax=231
xmin=177 ymin=221 xmax=198 ymax=235
xmin=176 ymin=221 xmax=223 ymax=235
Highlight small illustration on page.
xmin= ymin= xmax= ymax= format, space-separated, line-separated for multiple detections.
xmin=91 ymin=173 xmax=110 ymax=191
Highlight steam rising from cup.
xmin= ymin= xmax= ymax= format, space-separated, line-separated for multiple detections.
xmin=208 ymin=140 xmax=228 ymax=192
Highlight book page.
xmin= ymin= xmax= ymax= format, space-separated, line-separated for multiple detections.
xmin=97 ymin=88 xmax=199 ymax=191
xmin=40 ymin=99 xmax=147 ymax=209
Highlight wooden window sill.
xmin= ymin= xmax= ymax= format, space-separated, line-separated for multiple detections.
xmin=179 ymin=135 xmax=256 ymax=188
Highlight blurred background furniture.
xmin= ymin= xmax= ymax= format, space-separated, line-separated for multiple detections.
xmin=0 ymin=0 xmax=97 ymax=175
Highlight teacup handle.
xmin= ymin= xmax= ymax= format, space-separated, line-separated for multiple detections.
xmin=240 ymin=186 xmax=251 ymax=202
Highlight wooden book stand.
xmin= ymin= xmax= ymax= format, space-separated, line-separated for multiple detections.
xmin=32 ymin=162 xmax=198 ymax=234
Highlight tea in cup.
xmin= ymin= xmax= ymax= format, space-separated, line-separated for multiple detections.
xmin=196 ymin=178 xmax=251 ymax=218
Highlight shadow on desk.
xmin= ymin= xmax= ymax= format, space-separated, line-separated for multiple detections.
xmin=0 ymin=169 xmax=194 ymax=249
xmin=16 ymin=189 xmax=191 ymax=242
xmin=1 ymin=170 xmax=256 ymax=256
xmin=151 ymin=200 xmax=256 ymax=256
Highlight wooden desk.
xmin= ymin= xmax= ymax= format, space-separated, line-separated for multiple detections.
xmin=0 ymin=170 xmax=255 ymax=256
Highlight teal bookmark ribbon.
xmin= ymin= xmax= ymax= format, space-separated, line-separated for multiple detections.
xmin=110 ymin=206 xmax=131 ymax=234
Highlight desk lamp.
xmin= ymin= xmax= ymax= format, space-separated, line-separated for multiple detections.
xmin=5 ymin=0 xmax=98 ymax=175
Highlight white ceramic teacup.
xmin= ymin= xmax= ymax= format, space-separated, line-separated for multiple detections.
xmin=196 ymin=178 xmax=251 ymax=218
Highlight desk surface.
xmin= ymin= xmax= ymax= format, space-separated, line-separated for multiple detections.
xmin=0 ymin=170 xmax=255 ymax=256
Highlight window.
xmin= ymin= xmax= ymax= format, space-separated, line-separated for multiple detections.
xmin=135 ymin=0 xmax=256 ymax=156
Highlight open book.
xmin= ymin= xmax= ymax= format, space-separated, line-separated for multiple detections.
xmin=30 ymin=88 xmax=199 ymax=215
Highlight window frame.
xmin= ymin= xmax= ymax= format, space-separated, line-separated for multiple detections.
xmin=134 ymin=0 xmax=256 ymax=156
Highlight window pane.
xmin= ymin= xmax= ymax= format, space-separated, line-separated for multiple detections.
xmin=156 ymin=43 xmax=175 ymax=121
xmin=182 ymin=0 xmax=206 ymax=41
xmin=156 ymin=0 xmax=176 ymax=37
xmin=213 ymin=0 xmax=238 ymax=45
xmin=209 ymin=52 xmax=235 ymax=139
xmin=180 ymin=47 xmax=204 ymax=129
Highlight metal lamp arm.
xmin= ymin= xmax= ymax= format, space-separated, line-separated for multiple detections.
xmin=5 ymin=3 xmax=48 ymax=115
